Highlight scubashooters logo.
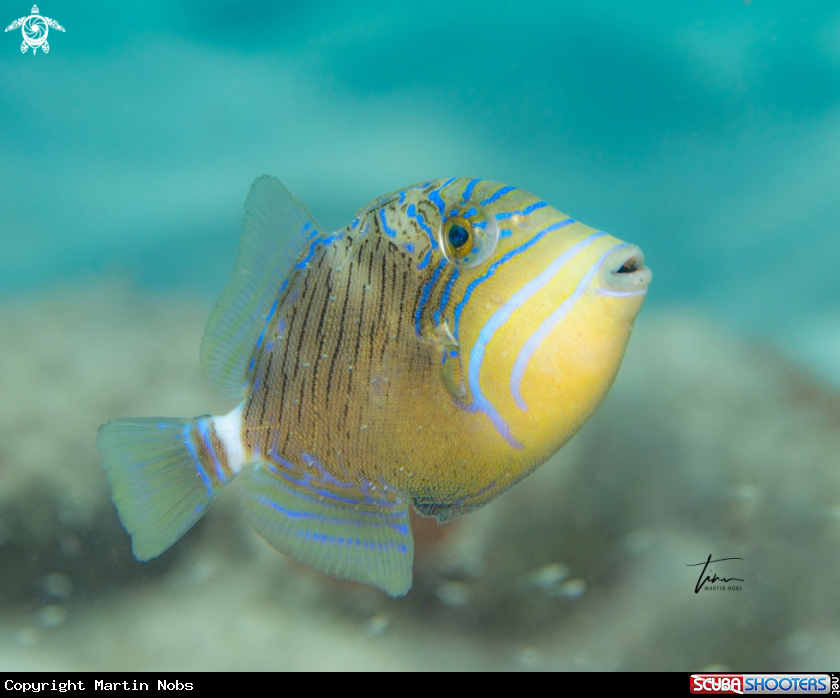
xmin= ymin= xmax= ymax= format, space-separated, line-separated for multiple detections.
xmin=690 ymin=674 xmax=832 ymax=694
xmin=4 ymin=5 xmax=64 ymax=54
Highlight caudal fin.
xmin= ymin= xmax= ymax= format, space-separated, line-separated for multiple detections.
xmin=97 ymin=417 xmax=226 ymax=560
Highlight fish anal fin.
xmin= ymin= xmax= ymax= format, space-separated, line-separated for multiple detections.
xmin=238 ymin=462 xmax=414 ymax=596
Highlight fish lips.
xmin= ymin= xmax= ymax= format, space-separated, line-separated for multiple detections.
xmin=601 ymin=244 xmax=652 ymax=294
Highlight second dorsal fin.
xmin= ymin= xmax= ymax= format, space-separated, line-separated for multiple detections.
xmin=200 ymin=176 xmax=322 ymax=398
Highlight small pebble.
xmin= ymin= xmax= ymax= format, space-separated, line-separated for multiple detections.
xmin=15 ymin=628 xmax=39 ymax=647
xmin=623 ymin=530 xmax=653 ymax=556
xmin=38 ymin=605 xmax=67 ymax=628
xmin=361 ymin=614 xmax=390 ymax=637
xmin=515 ymin=647 xmax=541 ymax=668
xmin=435 ymin=582 xmax=472 ymax=607
xmin=59 ymin=533 xmax=81 ymax=558
xmin=521 ymin=563 xmax=569 ymax=590
xmin=42 ymin=573 xmax=73 ymax=599
xmin=785 ymin=630 xmax=815 ymax=656
xmin=556 ymin=579 xmax=587 ymax=600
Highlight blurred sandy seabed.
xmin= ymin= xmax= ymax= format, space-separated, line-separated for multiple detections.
xmin=0 ymin=283 xmax=839 ymax=671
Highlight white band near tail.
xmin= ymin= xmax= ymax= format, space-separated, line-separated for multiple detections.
xmin=212 ymin=403 xmax=247 ymax=476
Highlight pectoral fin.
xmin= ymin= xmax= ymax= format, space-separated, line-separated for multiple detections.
xmin=428 ymin=321 xmax=469 ymax=401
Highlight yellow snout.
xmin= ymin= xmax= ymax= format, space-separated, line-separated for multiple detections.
xmin=481 ymin=231 xmax=651 ymax=464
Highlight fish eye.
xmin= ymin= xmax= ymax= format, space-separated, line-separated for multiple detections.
xmin=439 ymin=201 xmax=499 ymax=268
xmin=443 ymin=219 xmax=472 ymax=259
xmin=448 ymin=223 xmax=470 ymax=250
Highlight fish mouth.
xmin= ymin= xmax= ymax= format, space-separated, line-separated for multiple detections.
xmin=601 ymin=245 xmax=652 ymax=294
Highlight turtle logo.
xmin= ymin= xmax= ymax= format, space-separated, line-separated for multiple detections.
xmin=5 ymin=5 xmax=64 ymax=55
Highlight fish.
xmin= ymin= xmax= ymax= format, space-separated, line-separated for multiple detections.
xmin=97 ymin=176 xmax=651 ymax=596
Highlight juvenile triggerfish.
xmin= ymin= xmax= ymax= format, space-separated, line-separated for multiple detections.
xmin=97 ymin=177 xmax=651 ymax=596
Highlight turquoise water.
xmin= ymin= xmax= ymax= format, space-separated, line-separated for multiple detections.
xmin=2 ymin=0 xmax=840 ymax=672
xmin=5 ymin=1 xmax=840 ymax=324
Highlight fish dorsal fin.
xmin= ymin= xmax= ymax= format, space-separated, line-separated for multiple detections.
xmin=238 ymin=462 xmax=414 ymax=596
xmin=201 ymin=176 xmax=322 ymax=398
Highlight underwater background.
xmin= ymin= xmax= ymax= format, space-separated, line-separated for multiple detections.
xmin=1 ymin=0 xmax=839 ymax=670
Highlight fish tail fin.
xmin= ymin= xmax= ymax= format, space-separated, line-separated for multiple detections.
xmin=97 ymin=416 xmax=231 ymax=560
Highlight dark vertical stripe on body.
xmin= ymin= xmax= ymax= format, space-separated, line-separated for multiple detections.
xmin=208 ymin=422 xmax=230 ymax=479
xmin=258 ymin=352 xmax=273 ymax=426
xmin=326 ymin=262 xmax=354 ymax=412
xmin=240 ymin=207 xmax=443 ymax=488
xmin=310 ymin=269 xmax=334 ymax=406
xmin=396 ymin=269 xmax=408 ymax=340
xmin=293 ymin=264 xmax=321 ymax=382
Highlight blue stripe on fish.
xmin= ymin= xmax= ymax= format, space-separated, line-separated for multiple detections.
xmin=255 ymin=298 xmax=278 ymax=349
xmin=495 ymin=201 xmax=547 ymax=220
xmin=301 ymin=453 xmax=358 ymax=489
xmin=294 ymin=525 xmax=407 ymax=552
xmin=453 ymin=218 xmax=577 ymax=338
xmin=463 ymin=232 xmax=605 ymax=447
xmin=510 ymin=244 xmax=623 ymax=411
xmin=259 ymin=497 xmax=409 ymax=537
xmin=379 ymin=208 xmax=397 ymax=237
xmin=262 ymin=461 xmax=403 ymax=511
xmin=197 ymin=418 xmax=226 ymax=483
xmin=282 ymin=477 xmax=373 ymax=506
xmin=416 ymin=248 xmax=432 ymax=271
xmin=406 ymin=204 xmax=437 ymax=249
xmin=522 ymin=201 xmax=547 ymax=215
xmin=415 ymin=258 xmax=447 ymax=335
xmin=294 ymin=526 xmax=407 ymax=553
xmin=258 ymin=472 xmax=410 ymax=529
xmin=184 ymin=423 xmax=213 ymax=496
xmin=294 ymin=233 xmax=343 ymax=269
xmin=265 ymin=445 xmax=295 ymax=470
xmin=462 ymin=178 xmax=482 ymax=201
xmin=434 ymin=267 xmax=460 ymax=326
xmin=429 ymin=177 xmax=457 ymax=214
xmin=480 ymin=185 xmax=516 ymax=206
xmin=463 ymin=337 xmax=521 ymax=449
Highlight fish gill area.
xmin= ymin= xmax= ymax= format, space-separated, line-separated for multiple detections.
xmin=0 ymin=283 xmax=838 ymax=671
